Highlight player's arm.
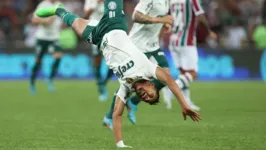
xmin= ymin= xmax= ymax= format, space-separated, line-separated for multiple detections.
xmin=32 ymin=16 xmax=55 ymax=25
xmin=132 ymin=0 xmax=173 ymax=25
xmin=112 ymin=86 xmax=132 ymax=148
xmin=84 ymin=0 xmax=97 ymax=19
xmin=192 ymin=0 xmax=217 ymax=40
xmin=197 ymin=15 xmax=216 ymax=40
xmin=113 ymin=96 xmax=125 ymax=142
xmin=132 ymin=11 xmax=173 ymax=25
xmin=84 ymin=9 xmax=95 ymax=19
xmin=155 ymin=66 xmax=201 ymax=121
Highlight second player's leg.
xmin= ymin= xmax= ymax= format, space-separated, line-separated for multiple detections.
xmin=29 ymin=41 xmax=47 ymax=94
xmin=170 ymin=46 xmax=200 ymax=111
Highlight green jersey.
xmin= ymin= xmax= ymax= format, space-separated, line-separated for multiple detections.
xmin=82 ymin=0 xmax=128 ymax=47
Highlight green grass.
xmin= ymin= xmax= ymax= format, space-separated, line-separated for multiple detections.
xmin=0 ymin=81 xmax=266 ymax=150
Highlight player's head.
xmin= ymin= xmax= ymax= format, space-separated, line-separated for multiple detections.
xmin=134 ymin=80 xmax=160 ymax=105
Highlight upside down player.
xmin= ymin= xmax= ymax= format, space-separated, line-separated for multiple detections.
xmin=29 ymin=0 xmax=63 ymax=94
xmin=103 ymin=0 xmax=173 ymax=126
xmin=166 ymin=0 xmax=217 ymax=110
xmin=35 ymin=0 xmax=200 ymax=148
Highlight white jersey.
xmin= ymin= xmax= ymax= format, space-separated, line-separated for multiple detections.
xmin=35 ymin=0 xmax=62 ymax=41
xmin=170 ymin=0 xmax=204 ymax=47
xmin=129 ymin=0 xmax=169 ymax=53
xmin=84 ymin=0 xmax=104 ymax=20
xmin=100 ymin=30 xmax=158 ymax=103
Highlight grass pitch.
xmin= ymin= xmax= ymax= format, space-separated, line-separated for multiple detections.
xmin=0 ymin=81 xmax=265 ymax=150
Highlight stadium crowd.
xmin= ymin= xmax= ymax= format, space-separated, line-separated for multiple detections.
xmin=0 ymin=0 xmax=266 ymax=50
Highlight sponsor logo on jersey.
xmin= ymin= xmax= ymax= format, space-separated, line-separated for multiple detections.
xmin=108 ymin=1 xmax=117 ymax=10
xmin=115 ymin=60 xmax=135 ymax=78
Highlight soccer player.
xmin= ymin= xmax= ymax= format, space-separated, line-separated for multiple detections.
xmin=29 ymin=0 xmax=63 ymax=94
xmin=84 ymin=0 xmax=113 ymax=101
xmin=35 ymin=0 xmax=200 ymax=147
xmin=167 ymin=0 xmax=217 ymax=110
xmin=103 ymin=0 xmax=173 ymax=125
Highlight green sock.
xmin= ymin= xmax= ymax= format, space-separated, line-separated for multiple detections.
xmin=130 ymin=96 xmax=141 ymax=105
xmin=93 ymin=65 xmax=104 ymax=93
xmin=104 ymin=69 xmax=113 ymax=84
xmin=30 ymin=62 xmax=41 ymax=85
xmin=105 ymin=91 xmax=118 ymax=119
xmin=49 ymin=58 xmax=61 ymax=80
xmin=55 ymin=8 xmax=79 ymax=27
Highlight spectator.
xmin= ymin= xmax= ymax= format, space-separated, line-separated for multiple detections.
xmin=223 ymin=19 xmax=247 ymax=49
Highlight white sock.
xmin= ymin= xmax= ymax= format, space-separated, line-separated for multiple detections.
xmin=182 ymin=88 xmax=193 ymax=106
xmin=175 ymin=72 xmax=193 ymax=89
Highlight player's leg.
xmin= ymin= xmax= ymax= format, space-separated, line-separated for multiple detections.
xmin=172 ymin=46 xmax=200 ymax=111
xmin=47 ymin=43 xmax=63 ymax=92
xmin=29 ymin=40 xmax=47 ymax=94
xmin=104 ymin=68 xmax=113 ymax=85
xmin=36 ymin=5 xmax=90 ymax=39
xmin=126 ymin=49 xmax=169 ymax=124
xmin=92 ymin=45 xmax=108 ymax=101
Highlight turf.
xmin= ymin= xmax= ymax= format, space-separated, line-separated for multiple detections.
xmin=0 ymin=81 xmax=265 ymax=150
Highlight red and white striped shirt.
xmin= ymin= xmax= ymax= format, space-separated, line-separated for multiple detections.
xmin=170 ymin=0 xmax=204 ymax=47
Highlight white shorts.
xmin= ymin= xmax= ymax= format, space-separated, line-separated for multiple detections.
xmin=100 ymin=30 xmax=151 ymax=76
xmin=169 ymin=46 xmax=198 ymax=72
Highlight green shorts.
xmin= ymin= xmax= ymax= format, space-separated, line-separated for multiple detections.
xmin=144 ymin=49 xmax=169 ymax=68
xmin=35 ymin=39 xmax=62 ymax=57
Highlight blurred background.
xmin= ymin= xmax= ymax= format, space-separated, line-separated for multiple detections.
xmin=0 ymin=0 xmax=266 ymax=80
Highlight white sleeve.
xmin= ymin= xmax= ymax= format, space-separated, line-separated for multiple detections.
xmin=84 ymin=0 xmax=97 ymax=11
xmin=135 ymin=0 xmax=153 ymax=15
xmin=116 ymin=84 xmax=131 ymax=104
xmin=191 ymin=0 xmax=204 ymax=16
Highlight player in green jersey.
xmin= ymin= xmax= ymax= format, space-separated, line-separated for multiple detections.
xmin=29 ymin=0 xmax=63 ymax=94
xmin=36 ymin=0 xmax=200 ymax=147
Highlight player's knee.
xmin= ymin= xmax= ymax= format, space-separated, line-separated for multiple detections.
xmin=188 ymin=71 xmax=197 ymax=79
xmin=93 ymin=56 xmax=102 ymax=66
xmin=35 ymin=57 xmax=42 ymax=64
xmin=179 ymin=68 xmax=197 ymax=80
xmin=72 ymin=18 xmax=88 ymax=37
xmin=182 ymin=71 xmax=197 ymax=80
xmin=53 ymin=52 xmax=63 ymax=59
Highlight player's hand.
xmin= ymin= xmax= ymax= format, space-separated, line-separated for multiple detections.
xmin=209 ymin=31 xmax=217 ymax=41
xmin=158 ymin=15 xmax=174 ymax=25
xmin=182 ymin=107 xmax=201 ymax=122
xmin=163 ymin=23 xmax=172 ymax=34
xmin=116 ymin=141 xmax=133 ymax=148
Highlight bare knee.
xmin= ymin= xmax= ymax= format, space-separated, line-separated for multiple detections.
xmin=53 ymin=52 xmax=63 ymax=59
xmin=179 ymin=69 xmax=197 ymax=80
xmin=93 ymin=55 xmax=102 ymax=67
